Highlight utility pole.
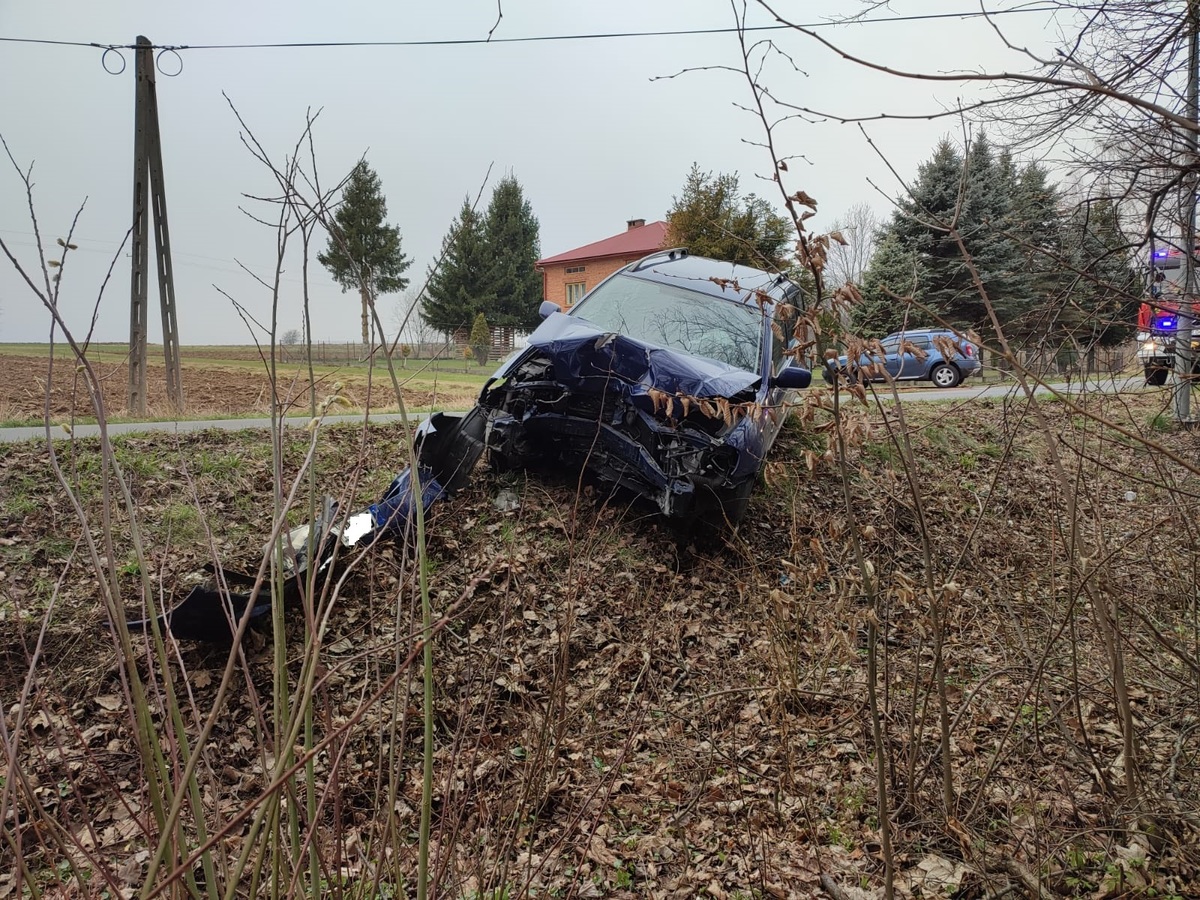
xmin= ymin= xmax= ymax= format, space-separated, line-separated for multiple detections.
xmin=127 ymin=35 xmax=183 ymax=415
xmin=1175 ymin=0 xmax=1199 ymax=423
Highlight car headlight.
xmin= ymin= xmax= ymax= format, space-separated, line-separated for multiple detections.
xmin=1144 ymin=341 xmax=1158 ymax=353
xmin=704 ymin=444 xmax=741 ymax=477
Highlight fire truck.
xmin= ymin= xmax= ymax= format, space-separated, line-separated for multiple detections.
xmin=1137 ymin=246 xmax=1200 ymax=385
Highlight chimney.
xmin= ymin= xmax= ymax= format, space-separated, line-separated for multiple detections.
xmin=626 ymin=218 xmax=646 ymax=231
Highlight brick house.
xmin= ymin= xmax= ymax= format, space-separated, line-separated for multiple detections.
xmin=536 ymin=219 xmax=668 ymax=309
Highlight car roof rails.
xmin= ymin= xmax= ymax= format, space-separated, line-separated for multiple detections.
xmin=629 ymin=247 xmax=689 ymax=272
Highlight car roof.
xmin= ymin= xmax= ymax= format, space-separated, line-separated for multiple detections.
xmin=620 ymin=250 xmax=800 ymax=306
xmin=883 ymin=328 xmax=964 ymax=338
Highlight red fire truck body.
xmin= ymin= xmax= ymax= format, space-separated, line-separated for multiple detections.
xmin=1138 ymin=248 xmax=1200 ymax=384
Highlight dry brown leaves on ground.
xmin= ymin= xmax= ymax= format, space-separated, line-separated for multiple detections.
xmin=1 ymin=390 xmax=1198 ymax=898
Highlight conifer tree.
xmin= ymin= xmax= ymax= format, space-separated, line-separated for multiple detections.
xmin=318 ymin=161 xmax=411 ymax=345
xmin=468 ymin=312 xmax=491 ymax=366
xmin=1064 ymin=199 xmax=1138 ymax=348
xmin=860 ymin=135 xmax=1028 ymax=336
xmin=483 ymin=176 xmax=542 ymax=331
xmin=854 ymin=231 xmax=921 ymax=335
xmin=422 ymin=200 xmax=493 ymax=337
xmin=857 ymin=133 xmax=1135 ymax=354
xmin=1005 ymin=158 xmax=1065 ymax=338
xmin=862 ymin=139 xmax=964 ymax=332
xmin=959 ymin=133 xmax=1025 ymax=324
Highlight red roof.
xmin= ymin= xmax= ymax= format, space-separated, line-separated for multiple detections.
xmin=537 ymin=220 xmax=668 ymax=267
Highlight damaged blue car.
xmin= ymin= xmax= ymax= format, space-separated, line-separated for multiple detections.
xmin=140 ymin=250 xmax=811 ymax=641
xmin=374 ymin=250 xmax=812 ymax=540
xmin=474 ymin=248 xmax=811 ymax=532
xmin=373 ymin=249 xmax=811 ymax=539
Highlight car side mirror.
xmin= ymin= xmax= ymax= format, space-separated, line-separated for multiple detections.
xmin=773 ymin=364 xmax=811 ymax=390
xmin=539 ymin=300 xmax=561 ymax=319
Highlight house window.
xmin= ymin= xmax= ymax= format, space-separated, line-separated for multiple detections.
xmin=565 ymin=265 xmax=586 ymax=274
xmin=565 ymin=282 xmax=586 ymax=305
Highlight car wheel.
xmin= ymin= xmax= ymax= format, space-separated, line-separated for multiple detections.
xmin=1145 ymin=367 xmax=1169 ymax=387
xmin=690 ymin=479 xmax=754 ymax=545
xmin=930 ymin=363 xmax=961 ymax=388
xmin=487 ymin=446 xmax=522 ymax=474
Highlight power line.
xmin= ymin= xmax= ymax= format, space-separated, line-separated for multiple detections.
xmin=0 ymin=6 xmax=1081 ymax=54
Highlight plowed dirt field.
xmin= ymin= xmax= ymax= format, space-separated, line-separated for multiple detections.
xmin=0 ymin=353 xmax=476 ymax=420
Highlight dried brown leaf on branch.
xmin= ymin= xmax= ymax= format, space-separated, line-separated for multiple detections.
xmin=789 ymin=190 xmax=818 ymax=211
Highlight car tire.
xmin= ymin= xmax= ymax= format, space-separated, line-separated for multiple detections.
xmin=1145 ymin=367 xmax=1169 ymax=386
xmin=930 ymin=363 xmax=961 ymax=388
xmin=690 ymin=479 xmax=754 ymax=544
xmin=487 ymin=446 xmax=522 ymax=474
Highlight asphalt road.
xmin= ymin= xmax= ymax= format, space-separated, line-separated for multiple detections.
xmin=0 ymin=374 xmax=1151 ymax=443
xmin=859 ymin=372 xmax=1147 ymax=404
xmin=0 ymin=412 xmax=423 ymax=443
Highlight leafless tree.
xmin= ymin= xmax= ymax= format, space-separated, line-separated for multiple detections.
xmin=391 ymin=286 xmax=429 ymax=347
xmin=757 ymin=1 xmax=1196 ymax=249
xmin=823 ymin=201 xmax=879 ymax=288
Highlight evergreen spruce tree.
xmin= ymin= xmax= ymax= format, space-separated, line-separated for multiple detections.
xmin=854 ymin=231 xmax=921 ymax=335
xmin=858 ymin=134 xmax=1134 ymax=352
xmin=318 ymin=161 xmax=411 ymax=345
xmin=859 ymin=135 xmax=1025 ymax=337
xmin=958 ymin=133 xmax=1025 ymax=326
xmin=1065 ymin=199 xmax=1138 ymax=347
xmin=861 ymin=139 xmax=962 ymax=334
xmin=1006 ymin=159 xmax=1066 ymax=340
xmin=422 ymin=200 xmax=493 ymax=337
xmin=483 ymin=176 xmax=543 ymax=332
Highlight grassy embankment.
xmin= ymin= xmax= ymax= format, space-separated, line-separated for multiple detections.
xmin=0 ymin=386 xmax=1196 ymax=897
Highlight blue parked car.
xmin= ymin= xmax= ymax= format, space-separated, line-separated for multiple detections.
xmin=823 ymin=328 xmax=980 ymax=388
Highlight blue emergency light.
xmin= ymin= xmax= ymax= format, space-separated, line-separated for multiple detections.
xmin=1155 ymin=315 xmax=1178 ymax=330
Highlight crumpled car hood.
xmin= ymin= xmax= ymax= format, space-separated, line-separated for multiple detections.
xmin=495 ymin=311 xmax=762 ymax=401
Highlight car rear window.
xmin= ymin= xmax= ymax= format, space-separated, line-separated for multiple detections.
xmin=570 ymin=273 xmax=764 ymax=371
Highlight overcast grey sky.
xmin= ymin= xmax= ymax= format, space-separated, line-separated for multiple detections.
xmin=0 ymin=1 xmax=1064 ymax=346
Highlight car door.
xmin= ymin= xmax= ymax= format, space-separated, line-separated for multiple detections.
xmin=877 ymin=337 xmax=903 ymax=380
xmin=899 ymin=336 xmax=932 ymax=378
xmin=761 ymin=307 xmax=797 ymax=449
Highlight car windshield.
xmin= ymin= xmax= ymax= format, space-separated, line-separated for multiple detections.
xmin=570 ymin=273 xmax=764 ymax=371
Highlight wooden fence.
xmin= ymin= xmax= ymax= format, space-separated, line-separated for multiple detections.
xmin=984 ymin=342 xmax=1136 ymax=378
xmin=279 ymin=338 xmax=521 ymax=366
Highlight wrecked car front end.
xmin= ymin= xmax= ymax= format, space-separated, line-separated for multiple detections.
xmin=480 ymin=314 xmax=766 ymax=521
